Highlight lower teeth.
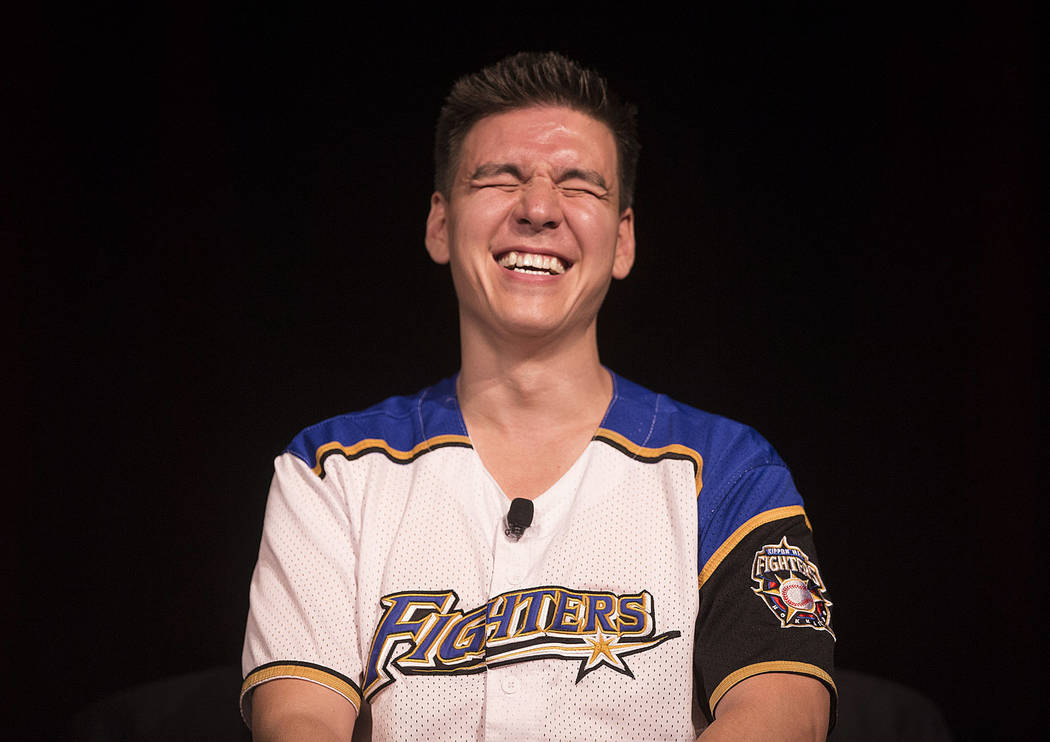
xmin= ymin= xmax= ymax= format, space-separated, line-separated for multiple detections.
xmin=512 ymin=267 xmax=550 ymax=275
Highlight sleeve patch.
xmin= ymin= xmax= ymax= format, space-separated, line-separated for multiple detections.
xmin=751 ymin=537 xmax=834 ymax=638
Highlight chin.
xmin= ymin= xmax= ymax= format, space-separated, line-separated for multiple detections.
xmin=499 ymin=308 xmax=600 ymax=342
xmin=500 ymin=318 xmax=565 ymax=339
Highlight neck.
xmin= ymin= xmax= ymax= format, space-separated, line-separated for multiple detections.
xmin=456 ymin=318 xmax=612 ymax=436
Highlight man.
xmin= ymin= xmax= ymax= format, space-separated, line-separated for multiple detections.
xmin=241 ymin=52 xmax=836 ymax=741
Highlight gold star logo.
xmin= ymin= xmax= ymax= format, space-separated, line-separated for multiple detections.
xmin=586 ymin=632 xmax=618 ymax=665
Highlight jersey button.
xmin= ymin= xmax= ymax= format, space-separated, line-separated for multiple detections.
xmin=500 ymin=675 xmax=520 ymax=694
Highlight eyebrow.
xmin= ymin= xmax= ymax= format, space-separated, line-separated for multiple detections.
xmin=469 ymin=163 xmax=610 ymax=192
xmin=469 ymin=163 xmax=527 ymax=181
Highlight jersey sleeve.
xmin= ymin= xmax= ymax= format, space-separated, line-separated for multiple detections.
xmin=240 ymin=451 xmax=363 ymax=725
xmin=694 ymin=464 xmax=837 ymax=730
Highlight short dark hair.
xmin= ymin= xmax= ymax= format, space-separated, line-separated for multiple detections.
xmin=434 ymin=52 xmax=640 ymax=210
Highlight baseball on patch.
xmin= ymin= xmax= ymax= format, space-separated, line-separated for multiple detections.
xmin=779 ymin=578 xmax=815 ymax=611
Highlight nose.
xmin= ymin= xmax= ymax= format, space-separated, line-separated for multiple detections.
xmin=513 ymin=179 xmax=563 ymax=232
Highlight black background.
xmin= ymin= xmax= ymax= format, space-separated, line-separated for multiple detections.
xmin=8 ymin=4 xmax=1041 ymax=740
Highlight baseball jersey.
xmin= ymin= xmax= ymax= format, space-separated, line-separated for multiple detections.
xmin=241 ymin=372 xmax=836 ymax=740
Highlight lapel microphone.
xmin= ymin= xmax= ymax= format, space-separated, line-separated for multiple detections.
xmin=505 ymin=498 xmax=534 ymax=541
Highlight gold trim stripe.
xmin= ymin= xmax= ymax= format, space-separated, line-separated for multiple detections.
xmin=709 ymin=660 xmax=836 ymax=712
xmin=241 ymin=663 xmax=362 ymax=711
xmin=697 ymin=505 xmax=808 ymax=588
xmin=593 ymin=428 xmax=703 ymax=494
xmin=311 ymin=434 xmax=472 ymax=476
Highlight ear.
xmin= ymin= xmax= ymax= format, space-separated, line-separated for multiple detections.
xmin=611 ymin=207 xmax=635 ymax=279
xmin=425 ymin=192 xmax=451 ymax=265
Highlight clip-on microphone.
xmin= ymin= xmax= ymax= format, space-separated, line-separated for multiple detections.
xmin=504 ymin=498 xmax=534 ymax=541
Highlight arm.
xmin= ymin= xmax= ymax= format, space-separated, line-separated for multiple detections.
xmin=251 ymin=679 xmax=356 ymax=742
xmin=694 ymin=462 xmax=837 ymax=736
xmin=241 ymin=452 xmax=364 ymax=737
xmin=699 ymin=672 xmax=830 ymax=741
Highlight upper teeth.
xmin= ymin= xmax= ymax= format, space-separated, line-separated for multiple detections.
xmin=498 ymin=251 xmax=567 ymax=275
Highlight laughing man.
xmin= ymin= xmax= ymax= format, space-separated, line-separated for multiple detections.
xmin=241 ymin=52 xmax=837 ymax=741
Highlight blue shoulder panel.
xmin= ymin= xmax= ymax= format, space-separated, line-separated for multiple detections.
xmin=603 ymin=371 xmax=805 ymax=575
xmin=283 ymin=376 xmax=469 ymax=470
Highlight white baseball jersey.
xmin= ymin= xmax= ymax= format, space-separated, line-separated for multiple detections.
xmin=241 ymin=372 xmax=836 ymax=740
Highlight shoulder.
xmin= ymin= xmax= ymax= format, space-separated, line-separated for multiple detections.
xmin=602 ymin=373 xmax=811 ymax=583
xmin=601 ymin=371 xmax=788 ymax=489
xmin=282 ymin=376 xmax=470 ymax=475
xmin=602 ymin=372 xmax=804 ymax=544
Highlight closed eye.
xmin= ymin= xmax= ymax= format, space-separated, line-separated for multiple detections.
xmin=472 ymin=179 xmax=521 ymax=191
xmin=469 ymin=163 xmax=526 ymax=191
xmin=559 ymin=183 xmax=608 ymax=199
xmin=556 ymin=168 xmax=610 ymax=199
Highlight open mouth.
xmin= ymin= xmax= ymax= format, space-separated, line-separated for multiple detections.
xmin=496 ymin=250 xmax=569 ymax=276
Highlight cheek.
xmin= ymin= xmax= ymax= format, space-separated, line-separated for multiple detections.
xmin=450 ymin=196 xmax=512 ymax=238
xmin=565 ymin=208 xmax=619 ymax=254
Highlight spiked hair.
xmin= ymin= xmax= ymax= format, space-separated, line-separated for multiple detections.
xmin=434 ymin=52 xmax=640 ymax=210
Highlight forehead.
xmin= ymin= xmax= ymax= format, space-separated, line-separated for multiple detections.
xmin=457 ymin=106 xmax=618 ymax=179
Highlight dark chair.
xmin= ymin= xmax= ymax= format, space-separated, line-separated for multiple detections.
xmin=832 ymin=668 xmax=954 ymax=741
xmin=71 ymin=666 xmax=250 ymax=742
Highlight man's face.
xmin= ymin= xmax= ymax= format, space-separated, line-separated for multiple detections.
xmin=426 ymin=106 xmax=635 ymax=344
